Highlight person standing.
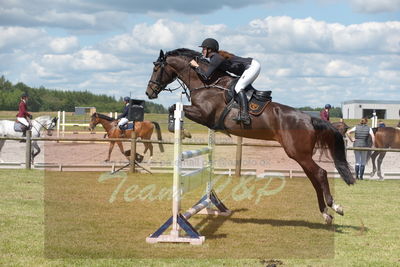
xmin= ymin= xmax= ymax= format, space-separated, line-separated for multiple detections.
xmin=16 ymin=92 xmax=32 ymax=142
xmin=320 ymin=104 xmax=331 ymax=122
xmin=346 ymin=118 xmax=375 ymax=180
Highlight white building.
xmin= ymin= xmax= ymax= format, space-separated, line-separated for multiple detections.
xmin=342 ymin=100 xmax=400 ymax=119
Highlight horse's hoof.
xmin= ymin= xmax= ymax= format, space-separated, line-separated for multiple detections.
xmin=104 ymin=159 xmax=110 ymax=163
xmin=332 ymin=203 xmax=344 ymax=216
xmin=322 ymin=212 xmax=333 ymax=225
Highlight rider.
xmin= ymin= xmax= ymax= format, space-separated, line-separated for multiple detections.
xmin=16 ymin=92 xmax=32 ymax=142
xmin=320 ymin=104 xmax=331 ymax=122
xmin=189 ymin=38 xmax=261 ymax=126
xmin=117 ymin=96 xmax=130 ymax=137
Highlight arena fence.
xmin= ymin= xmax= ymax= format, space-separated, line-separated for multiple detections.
xmin=1 ymin=131 xmax=399 ymax=178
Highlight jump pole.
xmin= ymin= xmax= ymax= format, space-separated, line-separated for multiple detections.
xmin=146 ymin=102 xmax=231 ymax=245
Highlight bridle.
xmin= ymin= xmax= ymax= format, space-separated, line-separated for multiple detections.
xmin=147 ymin=52 xmax=229 ymax=101
xmin=148 ymin=57 xmax=192 ymax=101
xmin=32 ymin=117 xmax=57 ymax=136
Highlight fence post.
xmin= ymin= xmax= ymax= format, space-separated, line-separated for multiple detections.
xmin=25 ymin=130 xmax=32 ymax=170
xmin=235 ymin=136 xmax=243 ymax=177
xmin=130 ymin=131 xmax=137 ymax=173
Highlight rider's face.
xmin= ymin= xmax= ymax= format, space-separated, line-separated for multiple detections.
xmin=201 ymin=47 xmax=208 ymax=57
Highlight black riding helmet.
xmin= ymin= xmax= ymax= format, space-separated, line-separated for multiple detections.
xmin=21 ymin=92 xmax=29 ymax=98
xmin=199 ymin=38 xmax=219 ymax=52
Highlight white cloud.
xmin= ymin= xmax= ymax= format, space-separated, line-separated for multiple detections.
xmin=0 ymin=26 xmax=45 ymax=51
xmin=49 ymin=36 xmax=79 ymax=54
xmin=248 ymin=16 xmax=400 ymax=54
xmin=351 ymin=0 xmax=400 ymax=13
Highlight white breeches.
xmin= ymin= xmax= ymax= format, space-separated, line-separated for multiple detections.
xmin=118 ymin=118 xmax=128 ymax=127
xmin=17 ymin=117 xmax=30 ymax=127
xmin=234 ymin=59 xmax=261 ymax=93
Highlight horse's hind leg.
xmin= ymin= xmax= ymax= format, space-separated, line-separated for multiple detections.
xmin=370 ymin=151 xmax=379 ymax=177
xmin=376 ymin=152 xmax=386 ymax=180
xmin=297 ymin=157 xmax=343 ymax=224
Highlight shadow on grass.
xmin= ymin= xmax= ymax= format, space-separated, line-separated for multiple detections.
xmin=193 ymin=208 xmax=366 ymax=240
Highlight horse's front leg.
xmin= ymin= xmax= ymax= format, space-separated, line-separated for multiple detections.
xmin=106 ymin=141 xmax=115 ymax=162
xmin=116 ymin=141 xmax=128 ymax=160
xmin=31 ymin=141 xmax=41 ymax=164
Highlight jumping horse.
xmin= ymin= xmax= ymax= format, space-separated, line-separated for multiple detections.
xmin=369 ymin=127 xmax=400 ymax=179
xmin=89 ymin=113 xmax=164 ymax=162
xmin=146 ymin=48 xmax=355 ymax=224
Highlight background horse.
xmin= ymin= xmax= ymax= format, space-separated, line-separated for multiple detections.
xmin=146 ymin=48 xmax=354 ymax=224
xmin=0 ymin=116 xmax=58 ymax=163
xmin=89 ymin=113 xmax=164 ymax=162
xmin=368 ymin=127 xmax=400 ymax=179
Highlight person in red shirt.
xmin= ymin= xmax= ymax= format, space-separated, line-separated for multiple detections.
xmin=16 ymin=93 xmax=32 ymax=140
xmin=320 ymin=104 xmax=331 ymax=122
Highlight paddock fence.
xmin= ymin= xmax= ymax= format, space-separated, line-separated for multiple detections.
xmin=1 ymin=133 xmax=399 ymax=179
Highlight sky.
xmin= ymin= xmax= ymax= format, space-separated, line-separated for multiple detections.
xmin=1 ymin=0 xmax=399 ymax=108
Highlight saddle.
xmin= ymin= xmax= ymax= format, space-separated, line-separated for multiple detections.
xmin=213 ymin=79 xmax=272 ymax=130
xmin=120 ymin=121 xmax=135 ymax=131
xmin=224 ymin=78 xmax=272 ymax=115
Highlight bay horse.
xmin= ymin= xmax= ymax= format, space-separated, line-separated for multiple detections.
xmin=146 ymin=48 xmax=355 ymax=224
xmin=89 ymin=113 xmax=164 ymax=162
xmin=369 ymin=127 xmax=400 ymax=179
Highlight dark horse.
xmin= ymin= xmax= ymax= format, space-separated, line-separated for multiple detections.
xmin=146 ymin=48 xmax=354 ymax=224
xmin=369 ymin=127 xmax=400 ymax=179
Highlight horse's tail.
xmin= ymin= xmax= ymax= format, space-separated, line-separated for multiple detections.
xmin=311 ymin=117 xmax=355 ymax=185
xmin=152 ymin=121 xmax=164 ymax=153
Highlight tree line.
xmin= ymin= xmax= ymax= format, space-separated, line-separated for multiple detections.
xmin=0 ymin=76 xmax=167 ymax=113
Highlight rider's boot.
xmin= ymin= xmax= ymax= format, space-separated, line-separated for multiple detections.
xmin=233 ymin=90 xmax=251 ymax=125
xmin=119 ymin=124 xmax=126 ymax=138
xmin=20 ymin=127 xmax=27 ymax=143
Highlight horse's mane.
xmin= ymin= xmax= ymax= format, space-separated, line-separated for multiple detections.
xmin=166 ymin=48 xmax=209 ymax=64
xmin=93 ymin=112 xmax=114 ymax=121
xmin=35 ymin=115 xmax=52 ymax=121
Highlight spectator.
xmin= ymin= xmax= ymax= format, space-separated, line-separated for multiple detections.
xmin=346 ymin=118 xmax=375 ymax=180
xmin=378 ymin=120 xmax=386 ymax=128
xmin=320 ymin=104 xmax=331 ymax=122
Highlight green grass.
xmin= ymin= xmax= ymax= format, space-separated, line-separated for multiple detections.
xmin=1 ymin=170 xmax=399 ymax=266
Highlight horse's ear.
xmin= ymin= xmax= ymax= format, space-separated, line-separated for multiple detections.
xmin=159 ymin=50 xmax=165 ymax=61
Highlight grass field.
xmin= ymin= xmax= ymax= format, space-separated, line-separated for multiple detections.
xmin=0 ymin=169 xmax=399 ymax=266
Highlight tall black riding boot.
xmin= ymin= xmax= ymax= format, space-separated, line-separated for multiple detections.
xmin=359 ymin=165 xmax=365 ymax=180
xmin=233 ymin=90 xmax=251 ymax=125
xmin=355 ymin=165 xmax=360 ymax=179
xmin=20 ymin=128 xmax=27 ymax=143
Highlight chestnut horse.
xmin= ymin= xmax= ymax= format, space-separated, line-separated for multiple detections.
xmin=369 ymin=127 xmax=400 ymax=179
xmin=146 ymin=48 xmax=355 ymax=224
xmin=89 ymin=113 xmax=164 ymax=162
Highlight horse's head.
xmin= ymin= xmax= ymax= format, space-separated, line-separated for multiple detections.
xmin=46 ymin=117 xmax=58 ymax=136
xmin=89 ymin=112 xmax=100 ymax=131
xmin=146 ymin=50 xmax=179 ymax=99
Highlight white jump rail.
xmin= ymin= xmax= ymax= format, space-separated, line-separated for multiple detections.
xmin=146 ymin=102 xmax=231 ymax=245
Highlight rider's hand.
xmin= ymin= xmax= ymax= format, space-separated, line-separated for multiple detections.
xmin=190 ymin=59 xmax=199 ymax=68
xmin=29 ymin=114 xmax=33 ymax=119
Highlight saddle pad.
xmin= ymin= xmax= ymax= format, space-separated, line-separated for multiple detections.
xmin=14 ymin=122 xmax=24 ymax=132
xmin=224 ymin=90 xmax=271 ymax=116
